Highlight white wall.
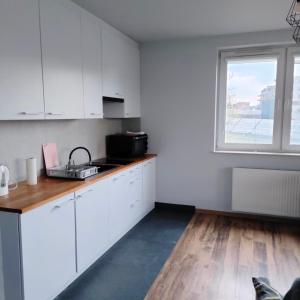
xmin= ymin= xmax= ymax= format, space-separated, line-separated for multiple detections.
xmin=141 ymin=29 xmax=300 ymax=211
xmin=0 ymin=119 xmax=121 ymax=182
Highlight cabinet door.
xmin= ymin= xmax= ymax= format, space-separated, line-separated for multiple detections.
xmin=81 ymin=10 xmax=103 ymax=119
xmin=40 ymin=0 xmax=84 ymax=119
xmin=75 ymin=180 xmax=109 ymax=273
xmin=127 ymin=165 xmax=143 ymax=226
xmin=108 ymin=171 xmax=130 ymax=244
xmin=142 ymin=159 xmax=156 ymax=215
xmin=0 ymin=0 xmax=44 ymax=120
xmin=102 ymin=28 xmax=141 ymax=118
xmin=21 ymin=194 xmax=76 ymax=300
xmin=123 ymin=41 xmax=141 ymax=118
xmin=102 ymin=28 xmax=125 ymax=99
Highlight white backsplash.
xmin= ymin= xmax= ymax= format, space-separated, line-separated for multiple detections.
xmin=0 ymin=119 xmax=121 ymax=183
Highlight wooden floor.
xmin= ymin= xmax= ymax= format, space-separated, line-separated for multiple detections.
xmin=145 ymin=213 xmax=300 ymax=300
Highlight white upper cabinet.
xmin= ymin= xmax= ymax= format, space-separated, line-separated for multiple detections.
xmin=102 ymin=28 xmax=126 ymax=100
xmin=0 ymin=0 xmax=140 ymax=120
xmin=81 ymin=10 xmax=103 ymax=119
xmin=40 ymin=0 xmax=84 ymax=119
xmin=102 ymin=27 xmax=141 ymax=118
xmin=123 ymin=40 xmax=141 ymax=118
xmin=0 ymin=0 xmax=44 ymax=120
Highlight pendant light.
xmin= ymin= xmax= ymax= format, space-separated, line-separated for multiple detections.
xmin=286 ymin=0 xmax=300 ymax=42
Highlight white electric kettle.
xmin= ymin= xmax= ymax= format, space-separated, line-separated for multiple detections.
xmin=0 ymin=165 xmax=9 ymax=196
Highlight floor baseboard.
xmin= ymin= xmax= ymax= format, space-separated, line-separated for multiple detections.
xmin=155 ymin=202 xmax=195 ymax=213
xmin=196 ymin=208 xmax=300 ymax=224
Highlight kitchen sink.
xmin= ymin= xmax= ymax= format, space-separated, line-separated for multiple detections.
xmin=95 ymin=164 xmax=119 ymax=173
xmin=82 ymin=157 xmax=135 ymax=175
xmin=83 ymin=163 xmax=119 ymax=174
xmin=91 ymin=158 xmax=135 ymax=166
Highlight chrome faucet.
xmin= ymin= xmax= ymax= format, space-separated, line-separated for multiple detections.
xmin=67 ymin=147 xmax=92 ymax=169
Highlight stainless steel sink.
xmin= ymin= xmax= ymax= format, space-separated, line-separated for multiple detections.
xmin=92 ymin=158 xmax=135 ymax=166
xmin=83 ymin=157 xmax=135 ymax=174
xmin=83 ymin=163 xmax=119 ymax=174
xmin=94 ymin=164 xmax=119 ymax=173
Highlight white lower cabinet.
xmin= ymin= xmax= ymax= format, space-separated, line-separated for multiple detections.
xmin=108 ymin=171 xmax=130 ymax=245
xmin=0 ymin=158 xmax=156 ymax=300
xmin=108 ymin=163 xmax=150 ymax=246
xmin=127 ymin=165 xmax=143 ymax=226
xmin=20 ymin=193 xmax=76 ymax=300
xmin=75 ymin=179 xmax=110 ymax=273
xmin=142 ymin=159 xmax=156 ymax=214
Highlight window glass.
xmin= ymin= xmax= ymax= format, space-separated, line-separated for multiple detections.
xmin=225 ymin=58 xmax=278 ymax=144
xmin=290 ymin=56 xmax=300 ymax=145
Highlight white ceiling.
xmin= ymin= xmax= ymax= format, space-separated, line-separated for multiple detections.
xmin=73 ymin=0 xmax=292 ymax=42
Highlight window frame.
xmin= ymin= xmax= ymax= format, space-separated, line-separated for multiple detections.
xmin=282 ymin=47 xmax=300 ymax=152
xmin=216 ymin=47 xmax=286 ymax=153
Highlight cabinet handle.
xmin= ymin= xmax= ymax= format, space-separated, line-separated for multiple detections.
xmin=46 ymin=112 xmax=65 ymax=116
xmin=53 ymin=198 xmax=73 ymax=209
xmin=76 ymin=189 xmax=94 ymax=198
xmin=129 ymin=180 xmax=135 ymax=185
xmin=19 ymin=112 xmax=43 ymax=116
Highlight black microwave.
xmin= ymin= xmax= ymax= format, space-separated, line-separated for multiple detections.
xmin=106 ymin=134 xmax=148 ymax=158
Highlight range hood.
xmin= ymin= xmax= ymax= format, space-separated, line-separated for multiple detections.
xmin=103 ymin=96 xmax=124 ymax=103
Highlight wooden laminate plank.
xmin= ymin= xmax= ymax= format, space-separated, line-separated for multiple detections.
xmin=0 ymin=154 xmax=156 ymax=214
xmin=146 ymin=213 xmax=300 ymax=300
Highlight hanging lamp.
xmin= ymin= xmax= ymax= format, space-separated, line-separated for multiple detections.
xmin=287 ymin=0 xmax=300 ymax=42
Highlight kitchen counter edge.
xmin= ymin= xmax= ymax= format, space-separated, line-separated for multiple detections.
xmin=0 ymin=154 xmax=157 ymax=214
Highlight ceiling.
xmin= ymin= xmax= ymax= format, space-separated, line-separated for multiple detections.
xmin=73 ymin=0 xmax=292 ymax=42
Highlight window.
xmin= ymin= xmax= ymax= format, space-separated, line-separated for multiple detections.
xmin=216 ymin=46 xmax=300 ymax=154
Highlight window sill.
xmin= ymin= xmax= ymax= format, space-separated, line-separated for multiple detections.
xmin=213 ymin=150 xmax=300 ymax=157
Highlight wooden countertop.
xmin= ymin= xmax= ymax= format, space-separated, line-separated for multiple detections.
xmin=0 ymin=154 xmax=156 ymax=214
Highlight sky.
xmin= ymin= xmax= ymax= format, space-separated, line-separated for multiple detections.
xmin=227 ymin=58 xmax=277 ymax=105
xmin=295 ymin=57 xmax=300 ymax=76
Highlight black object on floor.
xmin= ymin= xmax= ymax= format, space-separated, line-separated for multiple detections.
xmin=55 ymin=208 xmax=193 ymax=300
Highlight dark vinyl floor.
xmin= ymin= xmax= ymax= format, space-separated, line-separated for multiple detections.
xmin=55 ymin=208 xmax=193 ymax=300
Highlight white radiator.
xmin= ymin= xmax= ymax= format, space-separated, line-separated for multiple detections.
xmin=232 ymin=168 xmax=300 ymax=218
